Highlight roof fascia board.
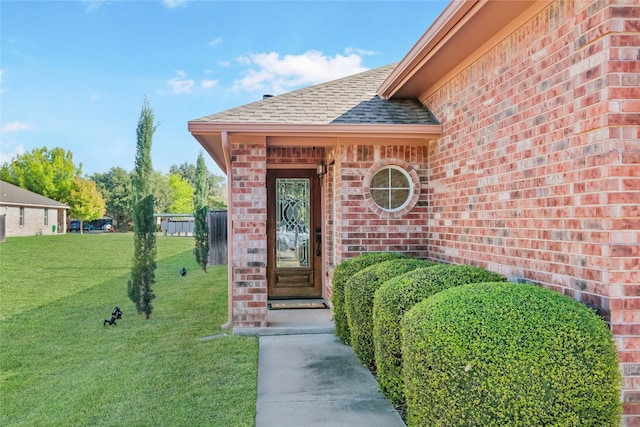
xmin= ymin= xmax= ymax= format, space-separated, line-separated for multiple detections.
xmin=378 ymin=0 xmax=550 ymax=100
xmin=0 ymin=202 xmax=69 ymax=209
xmin=418 ymin=0 xmax=552 ymax=101
xmin=267 ymin=136 xmax=434 ymax=147
xmin=188 ymin=122 xmax=442 ymax=137
xmin=377 ymin=0 xmax=477 ymax=99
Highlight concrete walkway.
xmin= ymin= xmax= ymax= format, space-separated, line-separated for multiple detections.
xmin=248 ymin=307 xmax=406 ymax=427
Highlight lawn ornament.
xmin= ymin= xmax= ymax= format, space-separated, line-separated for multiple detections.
xmin=103 ymin=306 xmax=123 ymax=326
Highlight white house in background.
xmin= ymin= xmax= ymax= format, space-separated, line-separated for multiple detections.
xmin=0 ymin=180 xmax=69 ymax=238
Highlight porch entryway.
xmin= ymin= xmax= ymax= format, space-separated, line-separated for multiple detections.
xmin=266 ymin=169 xmax=322 ymax=299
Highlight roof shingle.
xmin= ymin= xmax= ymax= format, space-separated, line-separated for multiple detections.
xmin=191 ymin=64 xmax=439 ymax=125
xmin=0 ymin=181 xmax=69 ymax=208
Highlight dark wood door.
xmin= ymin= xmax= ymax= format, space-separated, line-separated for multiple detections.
xmin=267 ymin=169 xmax=322 ymax=298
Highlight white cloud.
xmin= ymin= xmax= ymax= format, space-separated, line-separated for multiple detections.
xmin=81 ymin=0 xmax=108 ymax=13
xmin=167 ymin=71 xmax=194 ymax=95
xmin=1 ymin=124 xmax=35 ymax=164
xmin=209 ymin=37 xmax=223 ymax=47
xmin=201 ymin=79 xmax=218 ymax=89
xmin=1 ymin=121 xmax=36 ymax=134
xmin=233 ymin=50 xmax=368 ymax=93
xmin=163 ymin=0 xmax=187 ymax=8
xmin=0 ymin=142 xmax=25 ymax=164
xmin=345 ymin=47 xmax=377 ymax=56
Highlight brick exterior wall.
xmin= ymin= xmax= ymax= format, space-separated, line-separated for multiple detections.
xmin=324 ymin=160 xmax=336 ymax=303
xmin=332 ymin=143 xmax=430 ymax=260
xmin=1 ymin=205 xmax=65 ymax=237
xmin=423 ymin=1 xmax=639 ymax=423
xmin=230 ymin=140 xmax=268 ymax=327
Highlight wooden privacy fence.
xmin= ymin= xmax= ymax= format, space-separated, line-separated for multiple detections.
xmin=208 ymin=210 xmax=228 ymax=265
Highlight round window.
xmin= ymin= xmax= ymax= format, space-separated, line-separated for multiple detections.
xmin=369 ymin=166 xmax=413 ymax=212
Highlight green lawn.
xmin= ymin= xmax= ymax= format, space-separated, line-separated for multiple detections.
xmin=0 ymin=233 xmax=258 ymax=427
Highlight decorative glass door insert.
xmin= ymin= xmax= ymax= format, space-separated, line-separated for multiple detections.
xmin=276 ymin=178 xmax=310 ymax=268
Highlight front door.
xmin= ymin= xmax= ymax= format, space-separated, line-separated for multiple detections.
xmin=267 ymin=169 xmax=322 ymax=298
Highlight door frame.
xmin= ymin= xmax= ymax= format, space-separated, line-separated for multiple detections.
xmin=266 ymin=169 xmax=322 ymax=299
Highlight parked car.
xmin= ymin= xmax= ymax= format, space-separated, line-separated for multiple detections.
xmin=68 ymin=221 xmax=96 ymax=232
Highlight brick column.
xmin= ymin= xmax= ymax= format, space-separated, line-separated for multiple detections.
xmin=230 ymin=139 xmax=268 ymax=327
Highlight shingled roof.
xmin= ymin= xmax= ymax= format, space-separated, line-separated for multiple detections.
xmin=191 ymin=63 xmax=439 ymax=126
xmin=0 ymin=180 xmax=69 ymax=209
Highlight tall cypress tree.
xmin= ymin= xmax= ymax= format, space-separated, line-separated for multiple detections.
xmin=127 ymin=99 xmax=158 ymax=319
xmin=193 ymin=152 xmax=210 ymax=272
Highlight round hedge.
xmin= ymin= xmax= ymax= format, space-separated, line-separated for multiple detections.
xmin=344 ymin=258 xmax=435 ymax=367
xmin=373 ymin=264 xmax=507 ymax=405
xmin=401 ymin=282 xmax=622 ymax=427
xmin=331 ymin=252 xmax=412 ymax=345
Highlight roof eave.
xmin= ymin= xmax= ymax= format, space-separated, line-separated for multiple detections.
xmin=378 ymin=0 xmax=551 ymax=101
xmin=377 ymin=0 xmax=476 ymax=100
xmin=188 ymin=122 xmax=443 ymax=175
xmin=0 ymin=201 xmax=69 ymax=209
xmin=188 ymin=122 xmax=442 ymax=137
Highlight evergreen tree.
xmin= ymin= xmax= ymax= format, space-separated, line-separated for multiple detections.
xmin=193 ymin=152 xmax=210 ymax=272
xmin=127 ymin=99 xmax=158 ymax=319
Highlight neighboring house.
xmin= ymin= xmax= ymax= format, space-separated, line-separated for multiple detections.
xmin=189 ymin=1 xmax=639 ymax=423
xmin=0 ymin=180 xmax=69 ymax=237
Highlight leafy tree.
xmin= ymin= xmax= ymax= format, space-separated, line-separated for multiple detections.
xmin=169 ymin=161 xmax=227 ymax=209
xmin=151 ymin=171 xmax=173 ymax=214
xmin=168 ymin=173 xmax=194 ymax=213
xmin=208 ymin=175 xmax=227 ymax=210
xmin=68 ymin=177 xmax=106 ymax=233
xmin=91 ymin=167 xmax=133 ymax=230
xmin=193 ymin=152 xmax=210 ymax=272
xmin=208 ymin=174 xmax=226 ymax=201
xmin=169 ymin=162 xmax=197 ymax=187
xmin=127 ymin=99 xmax=158 ymax=320
xmin=0 ymin=146 xmax=81 ymax=202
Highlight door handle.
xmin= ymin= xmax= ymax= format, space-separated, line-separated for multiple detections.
xmin=315 ymin=232 xmax=321 ymax=256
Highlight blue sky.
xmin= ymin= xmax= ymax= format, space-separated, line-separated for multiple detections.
xmin=1 ymin=0 xmax=448 ymax=177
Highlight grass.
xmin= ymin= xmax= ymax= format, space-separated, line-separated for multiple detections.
xmin=0 ymin=233 xmax=258 ymax=427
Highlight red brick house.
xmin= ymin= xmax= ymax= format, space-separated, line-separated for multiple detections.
xmin=190 ymin=0 xmax=639 ymax=423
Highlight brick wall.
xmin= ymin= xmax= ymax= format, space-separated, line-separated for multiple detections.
xmin=230 ymin=141 xmax=268 ymax=327
xmin=423 ymin=1 xmax=639 ymax=423
xmin=2 ymin=205 xmax=63 ymax=237
xmin=324 ymin=158 xmax=336 ymax=303
xmin=333 ymin=143 xmax=431 ymax=260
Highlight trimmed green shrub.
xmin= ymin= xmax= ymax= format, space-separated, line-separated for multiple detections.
xmin=373 ymin=264 xmax=507 ymax=404
xmin=331 ymin=252 xmax=412 ymax=344
xmin=402 ymin=282 xmax=622 ymax=427
xmin=345 ymin=258 xmax=435 ymax=367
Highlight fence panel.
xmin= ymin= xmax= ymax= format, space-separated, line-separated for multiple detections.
xmin=208 ymin=210 xmax=227 ymax=265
